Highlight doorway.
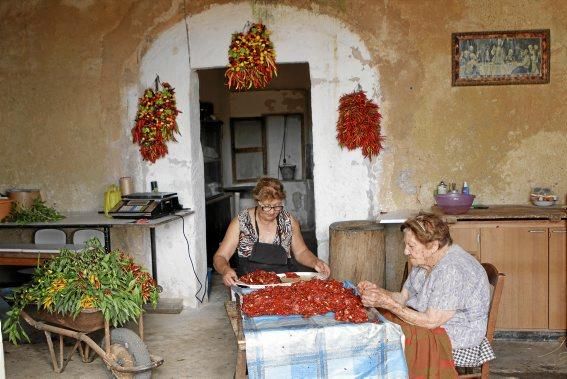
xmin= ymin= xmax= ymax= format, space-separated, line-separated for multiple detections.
xmin=197 ymin=63 xmax=316 ymax=267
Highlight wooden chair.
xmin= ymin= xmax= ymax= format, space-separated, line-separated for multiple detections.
xmin=400 ymin=261 xmax=505 ymax=378
xmin=457 ymin=263 xmax=506 ymax=379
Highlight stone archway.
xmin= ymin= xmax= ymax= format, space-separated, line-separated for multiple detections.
xmin=131 ymin=3 xmax=382 ymax=307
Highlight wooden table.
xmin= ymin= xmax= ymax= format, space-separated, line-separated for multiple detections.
xmin=224 ymin=298 xmax=408 ymax=379
xmin=225 ymin=300 xmax=247 ymax=379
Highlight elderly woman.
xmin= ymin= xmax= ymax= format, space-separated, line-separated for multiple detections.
xmin=358 ymin=212 xmax=494 ymax=376
xmin=213 ymin=177 xmax=330 ymax=286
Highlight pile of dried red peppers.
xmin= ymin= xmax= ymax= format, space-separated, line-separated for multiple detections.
xmin=336 ymin=89 xmax=384 ymax=159
xmin=225 ymin=22 xmax=277 ymax=90
xmin=132 ymin=81 xmax=181 ymax=163
xmin=241 ymin=279 xmax=369 ymax=323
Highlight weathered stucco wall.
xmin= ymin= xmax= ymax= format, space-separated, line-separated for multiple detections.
xmin=1 ymin=0 xmax=566 ymax=305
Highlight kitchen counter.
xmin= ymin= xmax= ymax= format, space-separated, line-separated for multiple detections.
xmin=378 ymin=205 xmax=566 ymax=224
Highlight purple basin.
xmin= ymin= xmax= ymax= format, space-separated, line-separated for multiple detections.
xmin=435 ymin=194 xmax=475 ymax=215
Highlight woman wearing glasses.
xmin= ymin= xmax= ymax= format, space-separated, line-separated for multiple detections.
xmin=213 ymin=177 xmax=330 ymax=286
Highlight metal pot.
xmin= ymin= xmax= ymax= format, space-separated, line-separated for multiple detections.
xmin=5 ymin=189 xmax=42 ymax=209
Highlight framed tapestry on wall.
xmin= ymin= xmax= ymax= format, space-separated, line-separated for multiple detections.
xmin=452 ymin=29 xmax=550 ymax=86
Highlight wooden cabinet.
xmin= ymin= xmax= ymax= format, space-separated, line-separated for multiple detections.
xmin=201 ymin=119 xmax=223 ymax=197
xmin=449 ymin=220 xmax=566 ymax=331
xmin=449 ymin=225 xmax=480 ymax=260
xmin=549 ymin=227 xmax=566 ymax=329
xmin=480 ymin=224 xmax=549 ymax=329
xmin=205 ymin=194 xmax=232 ymax=267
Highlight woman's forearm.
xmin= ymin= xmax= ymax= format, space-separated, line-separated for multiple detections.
xmin=388 ymin=291 xmax=407 ymax=306
xmin=213 ymin=255 xmax=230 ymax=275
xmin=294 ymin=249 xmax=318 ymax=267
xmin=387 ymin=304 xmax=454 ymax=329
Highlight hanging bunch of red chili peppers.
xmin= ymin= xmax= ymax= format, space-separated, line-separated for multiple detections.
xmin=336 ymin=88 xmax=384 ymax=160
xmin=132 ymin=76 xmax=181 ymax=163
xmin=225 ymin=22 xmax=277 ymax=90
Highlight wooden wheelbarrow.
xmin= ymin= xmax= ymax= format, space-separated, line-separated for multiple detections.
xmin=20 ymin=308 xmax=163 ymax=378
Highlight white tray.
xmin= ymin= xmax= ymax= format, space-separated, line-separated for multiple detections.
xmin=235 ymin=272 xmax=324 ymax=289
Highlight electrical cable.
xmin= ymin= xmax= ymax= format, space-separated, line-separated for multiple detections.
xmin=277 ymin=115 xmax=288 ymax=179
xmin=175 ymin=214 xmax=207 ymax=303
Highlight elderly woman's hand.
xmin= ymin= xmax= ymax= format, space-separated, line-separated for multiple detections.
xmin=357 ymin=281 xmax=378 ymax=293
xmin=359 ymin=287 xmax=398 ymax=310
xmin=313 ymin=259 xmax=331 ymax=279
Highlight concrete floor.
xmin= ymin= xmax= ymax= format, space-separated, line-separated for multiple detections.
xmin=3 ymin=274 xmax=567 ymax=378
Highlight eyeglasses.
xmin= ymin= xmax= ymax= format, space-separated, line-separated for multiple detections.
xmin=259 ymin=204 xmax=284 ymax=212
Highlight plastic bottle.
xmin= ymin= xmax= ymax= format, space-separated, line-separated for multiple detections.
xmin=450 ymin=182 xmax=458 ymax=193
xmin=462 ymin=181 xmax=470 ymax=195
xmin=151 ymin=181 xmax=159 ymax=193
xmin=437 ymin=181 xmax=448 ymax=195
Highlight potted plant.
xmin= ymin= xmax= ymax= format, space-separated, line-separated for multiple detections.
xmin=3 ymin=239 xmax=159 ymax=344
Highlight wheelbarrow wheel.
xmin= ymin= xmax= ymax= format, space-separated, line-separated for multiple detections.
xmin=105 ymin=328 xmax=152 ymax=379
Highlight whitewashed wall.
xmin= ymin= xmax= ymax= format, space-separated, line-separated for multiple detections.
xmin=130 ymin=3 xmax=381 ymax=307
xmin=127 ymin=22 xmax=207 ymax=309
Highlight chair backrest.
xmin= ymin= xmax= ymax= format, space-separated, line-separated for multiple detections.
xmin=481 ymin=262 xmax=505 ymax=343
xmin=34 ymin=229 xmax=67 ymax=244
xmin=72 ymin=229 xmax=104 ymax=245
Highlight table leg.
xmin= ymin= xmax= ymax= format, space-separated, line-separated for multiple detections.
xmin=150 ymin=228 xmax=158 ymax=283
xmin=103 ymin=227 xmax=111 ymax=252
xmin=235 ymin=349 xmax=247 ymax=379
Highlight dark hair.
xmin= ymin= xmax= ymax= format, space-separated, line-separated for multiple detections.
xmin=400 ymin=212 xmax=452 ymax=248
xmin=252 ymin=177 xmax=286 ymax=202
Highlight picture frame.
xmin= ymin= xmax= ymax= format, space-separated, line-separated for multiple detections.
xmin=452 ymin=29 xmax=550 ymax=86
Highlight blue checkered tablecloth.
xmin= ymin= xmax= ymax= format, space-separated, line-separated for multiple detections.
xmin=241 ymin=287 xmax=408 ymax=378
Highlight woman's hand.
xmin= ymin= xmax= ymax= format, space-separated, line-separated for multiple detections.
xmin=357 ymin=281 xmax=377 ymax=293
xmin=313 ymin=259 xmax=331 ymax=278
xmin=221 ymin=267 xmax=239 ymax=287
xmin=359 ymin=287 xmax=398 ymax=310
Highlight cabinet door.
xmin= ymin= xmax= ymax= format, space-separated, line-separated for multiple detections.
xmin=549 ymin=227 xmax=566 ymax=330
xmin=481 ymin=226 xmax=548 ymax=329
xmin=449 ymin=225 xmax=481 ymax=260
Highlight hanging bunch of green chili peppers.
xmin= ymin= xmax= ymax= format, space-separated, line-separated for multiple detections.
xmin=225 ymin=22 xmax=277 ymax=90
xmin=336 ymin=89 xmax=384 ymax=160
xmin=132 ymin=78 xmax=181 ymax=163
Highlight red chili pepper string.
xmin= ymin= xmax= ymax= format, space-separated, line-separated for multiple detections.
xmin=225 ymin=22 xmax=278 ymax=91
xmin=336 ymin=90 xmax=384 ymax=160
xmin=132 ymin=82 xmax=181 ymax=163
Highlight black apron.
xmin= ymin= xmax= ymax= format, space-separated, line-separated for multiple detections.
xmin=237 ymin=207 xmax=296 ymax=276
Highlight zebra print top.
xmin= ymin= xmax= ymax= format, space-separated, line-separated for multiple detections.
xmin=237 ymin=208 xmax=293 ymax=258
